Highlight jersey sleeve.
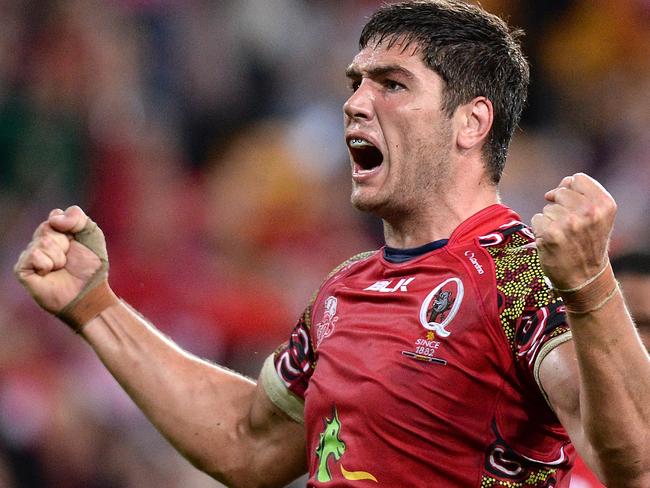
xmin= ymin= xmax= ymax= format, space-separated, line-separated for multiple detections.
xmin=260 ymin=304 xmax=316 ymax=424
xmin=489 ymin=238 xmax=572 ymax=401
xmin=514 ymin=297 xmax=572 ymax=401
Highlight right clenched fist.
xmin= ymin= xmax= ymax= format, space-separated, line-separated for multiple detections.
xmin=14 ymin=205 xmax=115 ymax=330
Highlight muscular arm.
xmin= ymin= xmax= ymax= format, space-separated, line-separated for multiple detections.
xmin=15 ymin=206 xmax=307 ymax=488
xmin=82 ymin=303 xmax=307 ymax=487
xmin=540 ymin=295 xmax=650 ymax=486
xmin=534 ymin=174 xmax=650 ymax=487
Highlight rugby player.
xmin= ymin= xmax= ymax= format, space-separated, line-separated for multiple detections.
xmin=15 ymin=1 xmax=650 ymax=486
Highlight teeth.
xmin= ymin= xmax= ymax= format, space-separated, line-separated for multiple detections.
xmin=349 ymin=138 xmax=373 ymax=148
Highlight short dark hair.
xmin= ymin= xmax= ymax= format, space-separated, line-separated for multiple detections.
xmin=359 ymin=0 xmax=530 ymax=184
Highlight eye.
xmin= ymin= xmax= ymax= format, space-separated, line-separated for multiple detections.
xmin=385 ymin=79 xmax=405 ymax=91
xmin=349 ymin=80 xmax=361 ymax=92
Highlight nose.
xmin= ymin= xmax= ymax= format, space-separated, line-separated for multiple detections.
xmin=343 ymin=81 xmax=374 ymax=121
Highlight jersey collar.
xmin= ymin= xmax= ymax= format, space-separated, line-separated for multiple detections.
xmin=447 ymin=204 xmax=522 ymax=245
xmin=379 ymin=204 xmax=523 ymax=264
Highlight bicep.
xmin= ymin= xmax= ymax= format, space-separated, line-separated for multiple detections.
xmin=538 ymin=340 xmax=603 ymax=480
xmin=235 ymin=296 xmax=318 ymax=486
xmin=240 ymin=378 xmax=307 ymax=487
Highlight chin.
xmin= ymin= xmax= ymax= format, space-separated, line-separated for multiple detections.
xmin=351 ymin=198 xmax=375 ymax=214
xmin=351 ymin=188 xmax=374 ymax=212
xmin=350 ymin=190 xmax=389 ymax=217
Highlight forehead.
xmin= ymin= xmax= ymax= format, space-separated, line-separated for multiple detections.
xmin=348 ymin=39 xmax=430 ymax=76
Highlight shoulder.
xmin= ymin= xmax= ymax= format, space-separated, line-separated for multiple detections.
xmin=480 ymin=221 xmax=565 ymax=346
xmin=480 ymin=220 xmax=550 ymax=299
xmin=301 ymin=250 xmax=378 ymax=328
xmin=324 ymin=250 xmax=377 ymax=281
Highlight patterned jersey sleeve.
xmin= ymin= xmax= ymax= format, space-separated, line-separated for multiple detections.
xmin=513 ymin=294 xmax=572 ymax=402
xmin=260 ymin=303 xmax=316 ymax=424
xmin=484 ymin=227 xmax=572 ymax=402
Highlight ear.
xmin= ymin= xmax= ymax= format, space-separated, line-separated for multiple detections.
xmin=454 ymin=96 xmax=493 ymax=151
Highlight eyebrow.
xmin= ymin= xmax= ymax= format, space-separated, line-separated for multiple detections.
xmin=345 ymin=64 xmax=415 ymax=81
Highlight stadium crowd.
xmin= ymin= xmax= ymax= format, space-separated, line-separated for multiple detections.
xmin=0 ymin=0 xmax=648 ymax=486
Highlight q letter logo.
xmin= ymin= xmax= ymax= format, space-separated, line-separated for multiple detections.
xmin=419 ymin=278 xmax=464 ymax=337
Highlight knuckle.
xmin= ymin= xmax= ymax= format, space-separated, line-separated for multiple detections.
xmin=581 ymin=203 xmax=597 ymax=220
xmin=531 ymin=214 xmax=545 ymax=232
xmin=30 ymin=246 xmax=43 ymax=261
xmin=13 ymin=252 xmax=26 ymax=274
xmin=54 ymin=252 xmax=66 ymax=266
xmin=39 ymin=234 xmax=52 ymax=248
xmin=32 ymin=221 xmax=48 ymax=239
xmin=24 ymin=242 xmax=37 ymax=257
xmin=545 ymin=224 xmax=563 ymax=243
xmin=565 ymin=214 xmax=580 ymax=233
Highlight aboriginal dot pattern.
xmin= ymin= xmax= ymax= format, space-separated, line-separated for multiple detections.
xmin=480 ymin=467 xmax=557 ymax=487
xmin=485 ymin=232 xmax=563 ymax=351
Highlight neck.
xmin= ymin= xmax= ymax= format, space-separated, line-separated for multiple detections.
xmin=382 ymin=183 xmax=499 ymax=249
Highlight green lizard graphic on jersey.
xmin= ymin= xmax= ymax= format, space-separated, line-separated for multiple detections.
xmin=315 ymin=407 xmax=346 ymax=482
xmin=315 ymin=407 xmax=378 ymax=483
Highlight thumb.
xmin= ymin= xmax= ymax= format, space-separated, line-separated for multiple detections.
xmin=48 ymin=206 xmax=89 ymax=234
xmin=544 ymin=176 xmax=574 ymax=202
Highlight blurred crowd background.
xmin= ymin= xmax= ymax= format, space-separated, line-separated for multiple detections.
xmin=0 ymin=0 xmax=648 ymax=487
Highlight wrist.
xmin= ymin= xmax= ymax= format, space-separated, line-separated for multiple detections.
xmin=556 ymin=261 xmax=619 ymax=315
xmin=57 ymin=280 xmax=120 ymax=333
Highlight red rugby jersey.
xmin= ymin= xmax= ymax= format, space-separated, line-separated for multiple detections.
xmin=261 ymin=204 xmax=575 ymax=487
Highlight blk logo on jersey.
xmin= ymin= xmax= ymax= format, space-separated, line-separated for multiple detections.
xmin=419 ymin=277 xmax=464 ymax=337
xmin=364 ymin=277 xmax=414 ymax=292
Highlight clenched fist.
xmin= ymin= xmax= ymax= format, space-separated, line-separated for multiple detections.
xmin=532 ymin=173 xmax=616 ymax=293
xmin=14 ymin=206 xmax=117 ymax=331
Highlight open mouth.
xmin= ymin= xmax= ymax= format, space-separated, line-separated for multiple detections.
xmin=348 ymin=138 xmax=384 ymax=171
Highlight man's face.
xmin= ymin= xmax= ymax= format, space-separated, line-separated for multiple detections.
xmin=619 ymin=274 xmax=650 ymax=348
xmin=343 ymin=40 xmax=454 ymax=220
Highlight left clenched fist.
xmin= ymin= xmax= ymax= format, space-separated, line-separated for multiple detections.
xmin=531 ymin=173 xmax=617 ymax=290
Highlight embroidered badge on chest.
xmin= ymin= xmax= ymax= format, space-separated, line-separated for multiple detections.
xmin=402 ymin=277 xmax=465 ymax=365
xmin=316 ymin=296 xmax=339 ymax=347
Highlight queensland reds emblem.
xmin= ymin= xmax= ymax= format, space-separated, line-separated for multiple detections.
xmin=315 ymin=296 xmax=339 ymax=346
xmin=419 ymin=278 xmax=464 ymax=337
